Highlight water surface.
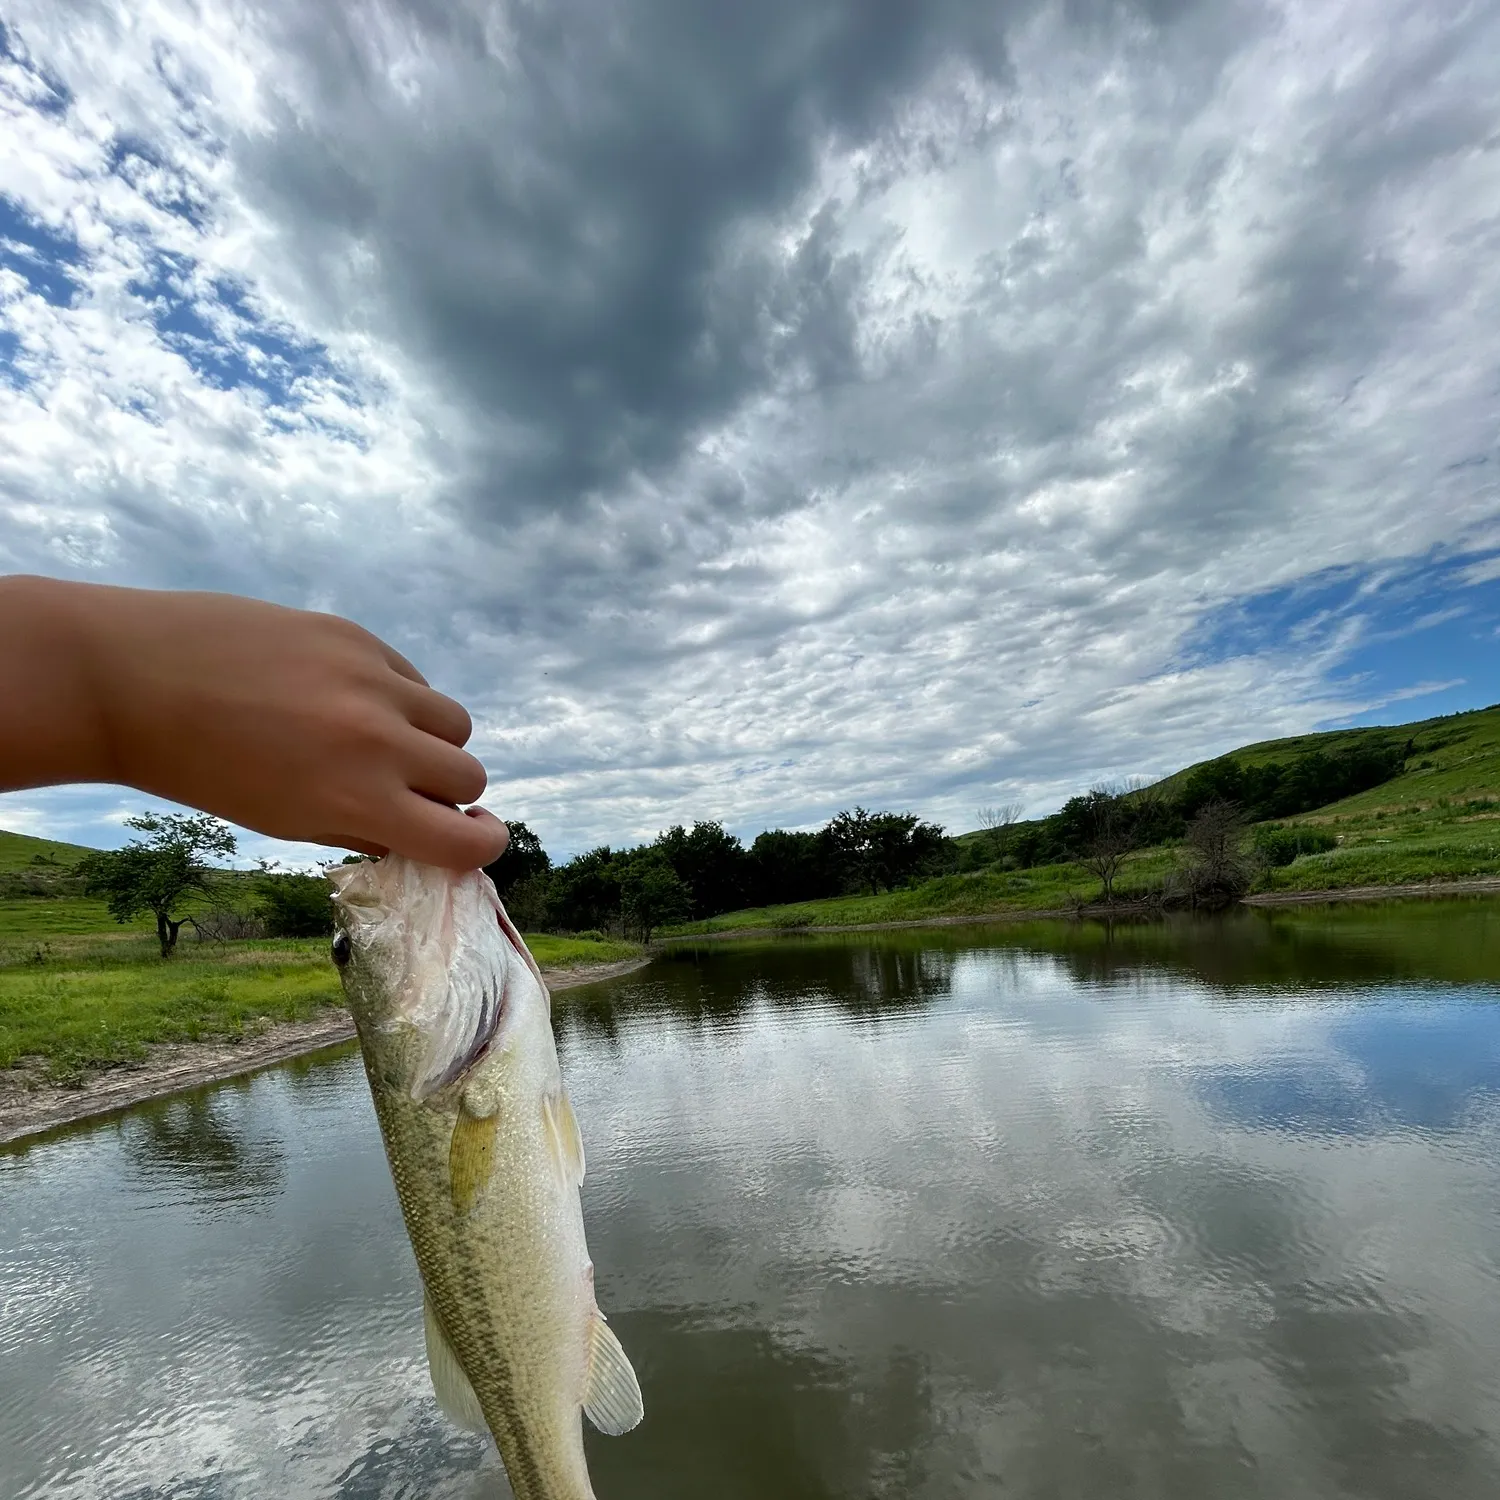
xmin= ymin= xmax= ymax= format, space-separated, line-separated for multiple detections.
xmin=4 ymin=900 xmax=1500 ymax=1498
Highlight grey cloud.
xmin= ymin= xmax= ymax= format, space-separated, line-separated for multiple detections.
xmin=242 ymin=0 xmax=1221 ymax=522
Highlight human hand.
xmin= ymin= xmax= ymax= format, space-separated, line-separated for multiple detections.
xmin=2 ymin=577 xmax=509 ymax=869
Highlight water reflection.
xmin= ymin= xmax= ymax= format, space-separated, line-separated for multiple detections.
xmin=4 ymin=901 xmax=1500 ymax=1499
xmin=563 ymin=939 xmax=956 ymax=1043
xmin=650 ymin=896 xmax=1500 ymax=998
xmin=123 ymin=1088 xmax=286 ymax=1208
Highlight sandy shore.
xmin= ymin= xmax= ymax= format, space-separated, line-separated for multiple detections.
xmin=0 ymin=956 xmax=651 ymax=1149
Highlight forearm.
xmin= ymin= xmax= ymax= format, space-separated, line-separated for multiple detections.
xmin=0 ymin=573 xmax=506 ymax=867
xmin=0 ymin=575 xmax=114 ymax=791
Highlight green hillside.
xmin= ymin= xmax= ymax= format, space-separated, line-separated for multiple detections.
xmin=1153 ymin=703 xmax=1500 ymax=812
xmin=0 ymin=828 xmax=97 ymax=872
xmin=687 ymin=704 xmax=1500 ymax=935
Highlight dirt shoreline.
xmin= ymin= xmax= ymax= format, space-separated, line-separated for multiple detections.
xmin=670 ymin=876 xmax=1500 ymax=942
xmin=0 ymin=957 xmax=651 ymax=1150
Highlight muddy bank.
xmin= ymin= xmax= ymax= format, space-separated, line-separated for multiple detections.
xmin=1241 ymin=877 xmax=1500 ymax=906
xmin=0 ymin=957 xmax=651 ymax=1148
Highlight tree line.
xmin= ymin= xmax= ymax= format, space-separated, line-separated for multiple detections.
xmin=70 ymin=733 xmax=1410 ymax=955
xmin=486 ymin=808 xmax=948 ymax=940
xmin=488 ymin=734 xmax=1406 ymax=930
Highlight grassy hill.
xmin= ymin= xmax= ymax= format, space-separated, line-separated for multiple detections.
xmin=0 ymin=828 xmax=97 ymax=872
xmin=679 ymin=704 xmax=1500 ymax=935
xmin=1152 ymin=703 xmax=1500 ymax=813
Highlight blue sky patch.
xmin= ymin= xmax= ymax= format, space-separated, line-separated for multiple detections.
xmin=0 ymin=196 xmax=83 ymax=308
xmin=127 ymin=251 xmax=347 ymax=411
xmin=1179 ymin=551 xmax=1500 ymax=727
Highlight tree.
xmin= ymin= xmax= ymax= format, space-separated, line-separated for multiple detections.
xmin=546 ymin=847 xmax=623 ymax=932
xmin=654 ymin=821 xmax=747 ymax=918
xmin=1056 ymin=786 xmax=1138 ymax=904
xmin=619 ymin=854 xmax=691 ymax=943
xmin=258 ymin=871 xmax=335 ymax=938
xmin=1180 ymin=799 xmax=1252 ymax=905
xmin=826 ymin=808 xmax=948 ymax=894
xmin=977 ymin=802 xmax=1023 ymax=862
xmin=79 ymin=812 xmax=237 ymax=957
xmin=482 ymin=820 xmax=551 ymax=899
xmin=746 ymin=828 xmax=837 ymax=906
xmin=1121 ymin=777 xmax=1179 ymax=848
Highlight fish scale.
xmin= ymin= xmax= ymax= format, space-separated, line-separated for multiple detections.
xmin=330 ymin=856 xmax=643 ymax=1500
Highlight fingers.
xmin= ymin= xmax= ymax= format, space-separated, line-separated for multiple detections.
xmin=392 ymin=677 xmax=473 ymax=747
xmin=375 ymin=641 xmax=429 ymax=688
xmin=403 ymin=731 xmax=488 ymax=806
xmin=467 ymin=806 xmax=509 ymax=859
xmin=378 ymin=795 xmax=510 ymax=870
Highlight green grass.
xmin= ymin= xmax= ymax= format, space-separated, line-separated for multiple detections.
xmin=0 ymin=923 xmax=640 ymax=1082
xmin=525 ymin=933 xmax=640 ymax=967
xmin=1256 ymin=802 xmax=1500 ymax=892
xmin=0 ymin=828 xmax=96 ymax=873
xmin=0 ymin=897 xmax=155 ymax=936
xmin=674 ymin=849 xmax=1179 ymax=934
xmin=0 ymin=936 xmax=342 ymax=1082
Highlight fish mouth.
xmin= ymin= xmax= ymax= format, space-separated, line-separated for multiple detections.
xmin=328 ymin=856 xmax=542 ymax=1102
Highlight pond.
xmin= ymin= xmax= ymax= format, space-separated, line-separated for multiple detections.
xmin=4 ymin=899 xmax=1500 ymax=1498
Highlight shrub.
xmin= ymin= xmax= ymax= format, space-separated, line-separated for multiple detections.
xmin=258 ymin=872 xmax=336 ymax=938
xmin=1253 ymin=826 xmax=1338 ymax=868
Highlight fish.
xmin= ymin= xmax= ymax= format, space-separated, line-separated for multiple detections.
xmin=327 ymin=854 xmax=642 ymax=1500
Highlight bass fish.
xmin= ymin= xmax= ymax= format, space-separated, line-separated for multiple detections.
xmin=328 ymin=855 xmax=642 ymax=1499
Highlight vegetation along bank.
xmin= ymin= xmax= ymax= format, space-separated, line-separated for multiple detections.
xmin=3 ymin=702 xmax=1497 ymax=1138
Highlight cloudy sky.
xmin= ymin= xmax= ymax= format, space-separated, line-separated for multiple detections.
xmin=1 ymin=0 xmax=1498 ymax=865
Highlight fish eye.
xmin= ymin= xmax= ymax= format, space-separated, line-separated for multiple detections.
xmin=332 ymin=932 xmax=352 ymax=968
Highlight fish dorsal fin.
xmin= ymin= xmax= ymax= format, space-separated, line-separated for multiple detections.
xmin=542 ymin=1089 xmax=586 ymax=1187
xmin=583 ymin=1310 xmax=644 ymax=1436
xmin=423 ymin=1294 xmax=489 ymax=1435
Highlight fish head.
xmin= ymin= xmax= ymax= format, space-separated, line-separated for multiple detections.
xmin=326 ymin=855 xmax=549 ymax=1104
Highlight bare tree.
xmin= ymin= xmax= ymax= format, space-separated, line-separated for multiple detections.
xmin=1074 ymin=787 xmax=1137 ymax=904
xmin=977 ymin=802 xmax=1023 ymax=861
xmin=1181 ymin=798 xmax=1252 ymax=904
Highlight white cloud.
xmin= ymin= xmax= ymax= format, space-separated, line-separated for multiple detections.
xmin=1 ymin=0 xmax=1498 ymax=858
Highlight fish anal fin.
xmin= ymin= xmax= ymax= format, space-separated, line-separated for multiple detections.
xmin=583 ymin=1309 xmax=643 ymax=1436
xmin=542 ymin=1088 xmax=586 ymax=1186
xmin=423 ymin=1294 xmax=489 ymax=1435
xmin=449 ymin=1106 xmax=499 ymax=1214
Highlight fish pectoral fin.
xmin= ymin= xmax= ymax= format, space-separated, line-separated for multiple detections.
xmin=449 ymin=1105 xmax=499 ymax=1214
xmin=583 ymin=1310 xmax=644 ymax=1436
xmin=542 ymin=1088 xmax=586 ymax=1187
xmin=423 ymin=1294 xmax=489 ymax=1435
